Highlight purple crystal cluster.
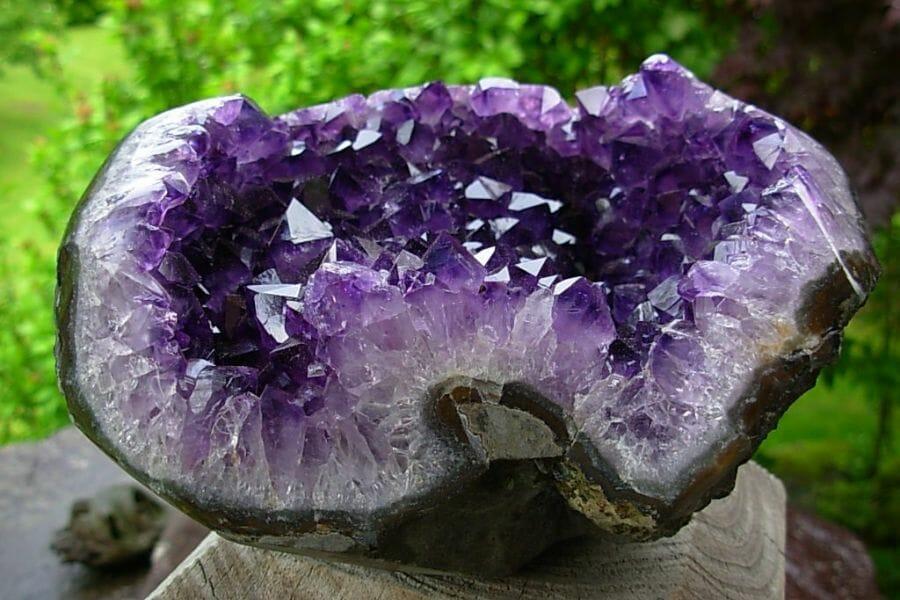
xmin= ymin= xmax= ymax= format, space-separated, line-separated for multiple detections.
xmin=57 ymin=55 xmax=877 ymax=572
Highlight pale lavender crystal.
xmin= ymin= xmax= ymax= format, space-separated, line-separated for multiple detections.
xmin=57 ymin=55 xmax=878 ymax=573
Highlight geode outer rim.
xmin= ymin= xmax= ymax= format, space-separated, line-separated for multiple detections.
xmin=56 ymin=58 xmax=881 ymax=566
xmin=56 ymin=114 xmax=879 ymax=549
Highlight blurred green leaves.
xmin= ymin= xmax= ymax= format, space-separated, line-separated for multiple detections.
xmin=99 ymin=0 xmax=738 ymax=112
xmin=0 ymin=0 xmax=62 ymax=77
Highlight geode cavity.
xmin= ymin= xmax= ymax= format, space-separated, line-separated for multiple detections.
xmin=57 ymin=55 xmax=878 ymax=575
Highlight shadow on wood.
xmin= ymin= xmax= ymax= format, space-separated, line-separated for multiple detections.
xmin=149 ymin=462 xmax=785 ymax=600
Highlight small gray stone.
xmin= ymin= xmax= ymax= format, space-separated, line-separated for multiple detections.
xmin=52 ymin=484 xmax=166 ymax=568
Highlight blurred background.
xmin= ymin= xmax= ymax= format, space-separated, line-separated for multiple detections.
xmin=0 ymin=0 xmax=896 ymax=595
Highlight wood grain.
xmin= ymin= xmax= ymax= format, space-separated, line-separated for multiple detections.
xmin=149 ymin=462 xmax=785 ymax=600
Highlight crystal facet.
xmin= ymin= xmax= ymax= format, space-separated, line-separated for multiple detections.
xmin=57 ymin=55 xmax=878 ymax=575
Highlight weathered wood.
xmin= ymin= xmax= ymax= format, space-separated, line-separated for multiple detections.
xmin=149 ymin=462 xmax=785 ymax=600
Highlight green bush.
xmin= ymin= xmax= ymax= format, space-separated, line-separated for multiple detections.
xmin=0 ymin=0 xmax=62 ymax=76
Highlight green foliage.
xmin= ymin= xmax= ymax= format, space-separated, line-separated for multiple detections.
xmin=54 ymin=0 xmax=108 ymax=26
xmin=0 ymin=25 xmax=128 ymax=441
xmin=0 ymin=240 xmax=68 ymax=441
xmin=104 ymin=0 xmax=737 ymax=112
xmin=0 ymin=0 xmax=63 ymax=76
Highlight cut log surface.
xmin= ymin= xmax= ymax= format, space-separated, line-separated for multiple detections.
xmin=149 ymin=462 xmax=785 ymax=600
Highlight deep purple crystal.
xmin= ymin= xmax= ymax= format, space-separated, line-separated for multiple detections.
xmin=57 ymin=55 xmax=878 ymax=574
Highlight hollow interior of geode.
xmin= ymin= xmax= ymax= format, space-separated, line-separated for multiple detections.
xmin=163 ymin=118 xmax=758 ymax=377
xmin=137 ymin=86 xmax=809 ymax=511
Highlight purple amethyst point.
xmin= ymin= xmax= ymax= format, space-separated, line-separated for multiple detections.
xmin=56 ymin=55 xmax=879 ymax=575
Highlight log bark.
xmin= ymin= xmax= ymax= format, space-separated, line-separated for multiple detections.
xmin=149 ymin=461 xmax=785 ymax=600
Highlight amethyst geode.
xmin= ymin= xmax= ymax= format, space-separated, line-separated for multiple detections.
xmin=57 ymin=55 xmax=878 ymax=574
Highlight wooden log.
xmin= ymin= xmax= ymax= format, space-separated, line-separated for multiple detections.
xmin=149 ymin=462 xmax=785 ymax=600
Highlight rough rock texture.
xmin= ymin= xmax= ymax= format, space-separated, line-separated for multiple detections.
xmin=56 ymin=55 xmax=878 ymax=574
xmin=51 ymin=484 xmax=167 ymax=568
